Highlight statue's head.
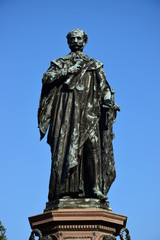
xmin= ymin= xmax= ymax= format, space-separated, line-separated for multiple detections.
xmin=66 ymin=28 xmax=88 ymax=52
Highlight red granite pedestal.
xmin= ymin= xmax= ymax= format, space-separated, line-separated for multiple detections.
xmin=29 ymin=208 xmax=127 ymax=240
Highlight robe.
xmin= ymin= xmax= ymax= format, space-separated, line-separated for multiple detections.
xmin=38 ymin=52 xmax=116 ymax=200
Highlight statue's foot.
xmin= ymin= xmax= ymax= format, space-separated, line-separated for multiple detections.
xmin=104 ymin=199 xmax=112 ymax=211
xmin=91 ymin=187 xmax=107 ymax=201
xmin=91 ymin=187 xmax=112 ymax=211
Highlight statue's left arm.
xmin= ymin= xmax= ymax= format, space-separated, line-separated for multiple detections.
xmin=96 ymin=66 xmax=112 ymax=107
xmin=96 ymin=66 xmax=120 ymax=112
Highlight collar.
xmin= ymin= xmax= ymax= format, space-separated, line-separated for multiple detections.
xmin=69 ymin=51 xmax=90 ymax=61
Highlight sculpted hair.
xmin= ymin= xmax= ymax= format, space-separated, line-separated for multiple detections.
xmin=66 ymin=28 xmax=88 ymax=44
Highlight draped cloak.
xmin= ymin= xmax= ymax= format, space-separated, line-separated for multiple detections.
xmin=38 ymin=52 xmax=116 ymax=200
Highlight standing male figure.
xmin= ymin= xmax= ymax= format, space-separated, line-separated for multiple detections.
xmin=38 ymin=29 xmax=118 ymax=206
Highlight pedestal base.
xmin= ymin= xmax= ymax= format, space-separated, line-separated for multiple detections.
xmin=44 ymin=198 xmax=111 ymax=212
xmin=29 ymin=208 xmax=127 ymax=240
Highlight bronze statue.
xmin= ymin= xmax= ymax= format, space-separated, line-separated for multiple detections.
xmin=38 ymin=29 xmax=119 ymax=208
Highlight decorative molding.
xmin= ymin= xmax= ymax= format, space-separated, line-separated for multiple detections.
xmin=28 ymin=224 xmax=131 ymax=240
xmin=101 ymin=234 xmax=116 ymax=240
xmin=63 ymin=236 xmax=93 ymax=239
xmin=51 ymin=224 xmax=115 ymax=234
xmin=28 ymin=209 xmax=129 ymax=240
xmin=119 ymin=228 xmax=131 ymax=240
xmin=29 ymin=229 xmax=53 ymax=240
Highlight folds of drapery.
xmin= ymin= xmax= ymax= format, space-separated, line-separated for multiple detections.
xmin=38 ymin=55 xmax=116 ymax=199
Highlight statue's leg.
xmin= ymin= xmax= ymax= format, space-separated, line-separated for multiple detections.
xmin=48 ymin=160 xmax=59 ymax=201
xmin=83 ymin=126 xmax=107 ymax=201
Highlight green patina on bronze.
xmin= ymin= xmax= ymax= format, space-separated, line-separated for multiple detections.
xmin=38 ymin=28 xmax=120 ymax=209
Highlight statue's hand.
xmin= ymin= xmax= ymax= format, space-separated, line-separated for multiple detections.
xmin=61 ymin=67 xmax=68 ymax=77
xmin=68 ymin=63 xmax=82 ymax=74
xmin=102 ymin=99 xmax=112 ymax=109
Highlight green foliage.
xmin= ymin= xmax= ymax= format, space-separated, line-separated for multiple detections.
xmin=0 ymin=221 xmax=7 ymax=240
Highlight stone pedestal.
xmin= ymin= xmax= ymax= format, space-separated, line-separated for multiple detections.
xmin=29 ymin=208 xmax=127 ymax=240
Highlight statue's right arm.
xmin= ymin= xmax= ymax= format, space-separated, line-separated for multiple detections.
xmin=42 ymin=61 xmax=67 ymax=84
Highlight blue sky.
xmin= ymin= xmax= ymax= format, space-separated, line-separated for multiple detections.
xmin=0 ymin=0 xmax=160 ymax=239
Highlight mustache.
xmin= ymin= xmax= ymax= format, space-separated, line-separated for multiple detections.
xmin=69 ymin=42 xmax=83 ymax=47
